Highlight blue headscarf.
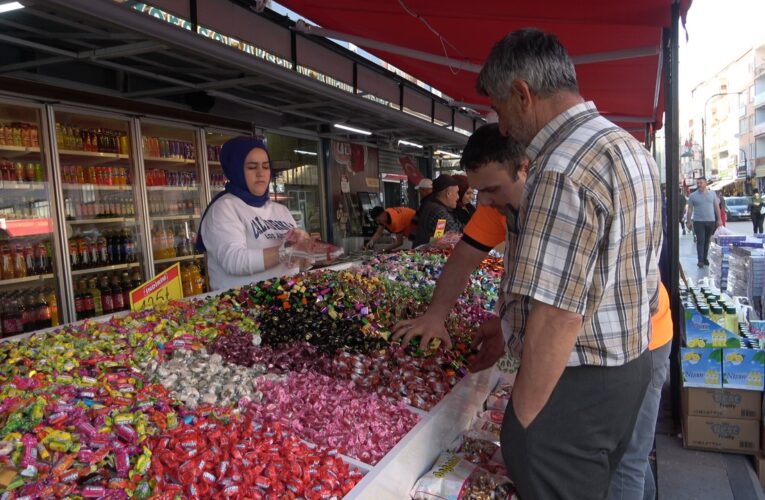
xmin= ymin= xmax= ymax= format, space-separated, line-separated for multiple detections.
xmin=196 ymin=137 xmax=271 ymax=252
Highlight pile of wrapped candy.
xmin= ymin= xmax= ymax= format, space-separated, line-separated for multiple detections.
xmin=0 ymin=249 xmax=502 ymax=496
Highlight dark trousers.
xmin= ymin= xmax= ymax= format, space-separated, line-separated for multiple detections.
xmin=753 ymin=213 xmax=763 ymax=234
xmin=693 ymin=221 xmax=716 ymax=264
xmin=501 ymin=349 xmax=651 ymax=500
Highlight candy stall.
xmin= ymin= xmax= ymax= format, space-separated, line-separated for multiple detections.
xmin=0 ymin=248 xmax=514 ymax=499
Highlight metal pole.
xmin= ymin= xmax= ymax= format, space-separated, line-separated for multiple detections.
xmin=665 ymin=1 xmax=681 ymax=429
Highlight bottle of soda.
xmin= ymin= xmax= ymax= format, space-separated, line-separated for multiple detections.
xmin=24 ymin=162 xmax=35 ymax=183
xmin=74 ymin=280 xmax=85 ymax=320
xmin=124 ymin=229 xmax=136 ymax=263
xmin=89 ymin=237 xmax=99 ymax=268
xmin=2 ymin=296 xmax=23 ymax=337
xmin=36 ymin=290 xmax=52 ymax=330
xmin=46 ymin=289 xmax=59 ymax=327
xmin=68 ymin=237 xmax=80 ymax=270
xmin=78 ymin=237 xmax=91 ymax=269
xmin=99 ymin=275 xmax=114 ymax=315
xmin=35 ymin=242 xmax=51 ymax=274
xmin=97 ymin=234 xmax=109 ymax=265
xmin=121 ymin=272 xmax=132 ymax=306
xmin=131 ymin=271 xmax=142 ymax=290
xmin=81 ymin=279 xmax=94 ymax=319
xmin=111 ymin=274 xmax=126 ymax=311
xmin=23 ymin=242 xmax=34 ymax=276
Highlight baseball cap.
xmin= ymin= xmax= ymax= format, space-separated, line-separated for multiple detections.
xmin=414 ymin=178 xmax=433 ymax=190
xmin=431 ymin=174 xmax=459 ymax=195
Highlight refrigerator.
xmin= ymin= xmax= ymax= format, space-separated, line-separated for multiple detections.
xmin=0 ymin=101 xmax=62 ymax=336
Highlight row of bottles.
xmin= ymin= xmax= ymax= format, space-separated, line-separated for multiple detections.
xmin=0 ymin=161 xmax=45 ymax=183
xmin=146 ymin=169 xmax=197 ymax=187
xmin=207 ymin=144 xmax=222 ymax=162
xmin=64 ymin=196 xmax=136 ymax=220
xmin=180 ymin=261 xmax=207 ymax=297
xmin=0 ymin=241 xmax=53 ymax=280
xmin=148 ymin=193 xmax=199 ymax=217
xmin=210 ymin=172 xmax=226 ymax=189
xmin=56 ymin=123 xmax=129 ymax=154
xmin=152 ymin=225 xmax=198 ymax=260
xmin=2 ymin=198 xmax=51 ymax=220
xmin=142 ymin=136 xmax=194 ymax=160
xmin=0 ymin=288 xmax=58 ymax=337
xmin=67 ymin=230 xmax=137 ymax=270
xmin=74 ymin=272 xmax=142 ymax=320
xmin=0 ymin=122 xmax=39 ymax=148
xmin=62 ymin=165 xmax=130 ymax=186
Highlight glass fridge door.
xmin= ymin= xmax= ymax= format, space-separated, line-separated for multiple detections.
xmin=141 ymin=122 xmax=206 ymax=297
xmin=0 ymin=102 xmax=61 ymax=337
xmin=54 ymin=109 xmax=145 ymax=321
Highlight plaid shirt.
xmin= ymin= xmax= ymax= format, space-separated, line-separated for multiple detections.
xmin=501 ymin=101 xmax=662 ymax=367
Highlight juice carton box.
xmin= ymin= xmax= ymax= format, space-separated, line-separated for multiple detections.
xmin=682 ymin=347 xmax=723 ymax=389
xmin=685 ymin=311 xmax=742 ymax=348
xmin=722 ymin=348 xmax=765 ymax=391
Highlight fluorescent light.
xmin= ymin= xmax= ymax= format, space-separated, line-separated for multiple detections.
xmin=435 ymin=149 xmax=460 ymax=159
xmin=398 ymin=140 xmax=423 ymax=149
xmin=0 ymin=1 xmax=23 ymax=13
xmin=334 ymin=123 xmax=372 ymax=136
xmin=294 ymin=149 xmax=317 ymax=156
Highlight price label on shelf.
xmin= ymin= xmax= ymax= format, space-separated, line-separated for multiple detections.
xmin=129 ymin=263 xmax=183 ymax=311
xmin=432 ymin=219 xmax=447 ymax=239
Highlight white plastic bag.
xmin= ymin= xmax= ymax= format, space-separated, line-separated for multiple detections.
xmin=410 ymin=452 xmax=515 ymax=500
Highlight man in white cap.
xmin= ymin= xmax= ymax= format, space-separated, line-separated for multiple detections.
xmin=415 ymin=178 xmax=433 ymax=203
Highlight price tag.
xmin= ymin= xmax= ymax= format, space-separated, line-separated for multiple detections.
xmin=129 ymin=263 xmax=183 ymax=311
xmin=433 ymin=219 xmax=447 ymax=239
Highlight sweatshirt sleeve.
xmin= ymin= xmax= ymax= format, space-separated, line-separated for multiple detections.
xmin=201 ymin=197 xmax=266 ymax=276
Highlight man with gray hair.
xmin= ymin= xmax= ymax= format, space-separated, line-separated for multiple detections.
xmin=471 ymin=28 xmax=662 ymax=499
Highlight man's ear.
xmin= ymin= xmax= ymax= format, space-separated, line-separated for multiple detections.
xmin=511 ymin=79 xmax=533 ymax=110
xmin=518 ymin=157 xmax=530 ymax=175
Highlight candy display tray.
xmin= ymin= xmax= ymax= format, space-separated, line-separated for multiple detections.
xmin=0 ymin=260 xmax=498 ymax=498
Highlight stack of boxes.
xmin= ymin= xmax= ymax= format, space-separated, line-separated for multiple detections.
xmin=681 ymin=286 xmax=764 ymax=455
xmin=726 ymin=247 xmax=765 ymax=318
xmin=708 ymin=235 xmax=751 ymax=290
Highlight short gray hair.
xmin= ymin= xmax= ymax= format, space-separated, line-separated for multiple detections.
xmin=477 ymin=29 xmax=578 ymax=100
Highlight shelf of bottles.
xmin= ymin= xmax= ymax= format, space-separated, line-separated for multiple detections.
xmin=55 ymin=110 xmax=146 ymax=321
xmin=0 ymin=103 xmax=61 ymax=337
xmin=143 ymin=123 xmax=207 ymax=297
xmin=205 ymin=130 xmax=233 ymax=195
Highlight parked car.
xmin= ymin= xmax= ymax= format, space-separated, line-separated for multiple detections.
xmin=724 ymin=196 xmax=751 ymax=221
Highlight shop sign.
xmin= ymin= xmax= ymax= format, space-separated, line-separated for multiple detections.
xmin=366 ymin=177 xmax=380 ymax=188
xmin=130 ymin=263 xmax=183 ymax=312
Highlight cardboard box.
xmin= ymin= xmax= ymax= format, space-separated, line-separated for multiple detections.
xmin=722 ymin=348 xmax=765 ymax=391
xmin=685 ymin=312 xmax=742 ymax=348
xmin=681 ymin=348 xmax=723 ymax=388
xmin=683 ymin=388 xmax=762 ymax=420
xmin=682 ymin=415 xmax=760 ymax=454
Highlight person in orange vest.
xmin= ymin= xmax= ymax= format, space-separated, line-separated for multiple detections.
xmin=365 ymin=206 xmax=416 ymax=252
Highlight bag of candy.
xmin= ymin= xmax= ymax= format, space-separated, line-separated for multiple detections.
xmin=410 ymin=452 xmax=515 ymax=500
xmin=279 ymin=229 xmax=344 ymax=267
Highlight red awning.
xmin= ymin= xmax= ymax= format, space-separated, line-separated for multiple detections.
xmin=280 ymin=0 xmax=691 ymax=140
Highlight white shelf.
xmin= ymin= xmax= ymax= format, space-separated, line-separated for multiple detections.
xmin=71 ymin=262 xmax=140 ymax=276
xmin=0 ymin=273 xmax=54 ymax=286
xmin=0 ymin=181 xmax=47 ymax=191
xmin=62 ymin=183 xmax=131 ymax=191
xmin=146 ymin=186 xmax=198 ymax=192
xmin=59 ymin=149 xmax=128 ymax=160
xmin=154 ymin=254 xmax=205 ymax=265
xmin=151 ymin=214 xmax=199 ymax=221
xmin=143 ymin=156 xmax=195 ymax=168
xmin=0 ymin=144 xmax=41 ymax=159
xmin=67 ymin=217 xmax=135 ymax=225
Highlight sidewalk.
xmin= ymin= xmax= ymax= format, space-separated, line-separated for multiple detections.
xmin=655 ymin=222 xmax=764 ymax=499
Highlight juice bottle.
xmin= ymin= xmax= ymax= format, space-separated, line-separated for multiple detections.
xmin=68 ymin=237 xmax=80 ymax=270
xmin=12 ymin=244 xmax=27 ymax=278
xmin=24 ymin=162 xmax=35 ymax=182
xmin=181 ymin=264 xmax=193 ymax=297
xmin=119 ymin=134 xmax=129 ymax=155
xmin=0 ymin=244 xmax=13 ymax=280
xmin=14 ymin=162 xmax=24 ymax=182
xmin=88 ymin=278 xmax=103 ymax=317
xmin=34 ymin=163 xmax=44 ymax=182
xmin=23 ymin=243 xmax=34 ymax=276
xmin=35 ymin=290 xmax=51 ymax=330
xmin=55 ymin=123 xmax=63 ymax=148
xmin=46 ymin=289 xmax=59 ymax=327
xmin=76 ymin=165 xmax=85 ymax=184
xmin=78 ymin=237 xmax=91 ymax=269
xmin=189 ymin=261 xmax=205 ymax=295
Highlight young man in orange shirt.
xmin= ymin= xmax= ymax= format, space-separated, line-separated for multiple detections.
xmin=365 ymin=206 xmax=416 ymax=252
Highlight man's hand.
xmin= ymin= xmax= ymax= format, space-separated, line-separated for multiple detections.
xmin=392 ymin=312 xmax=452 ymax=350
xmin=468 ymin=316 xmax=505 ymax=373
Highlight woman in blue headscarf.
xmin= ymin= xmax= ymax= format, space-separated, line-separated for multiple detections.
xmin=197 ymin=137 xmax=306 ymax=290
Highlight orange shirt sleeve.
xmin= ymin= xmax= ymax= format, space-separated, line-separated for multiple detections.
xmin=649 ymin=282 xmax=673 ymax=350
xmin=461 ymin=205 xmax=506 ymax=251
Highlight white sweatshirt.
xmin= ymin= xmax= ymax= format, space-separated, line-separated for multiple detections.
xmin=200 ymin=194 xmax=299 ymax=291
